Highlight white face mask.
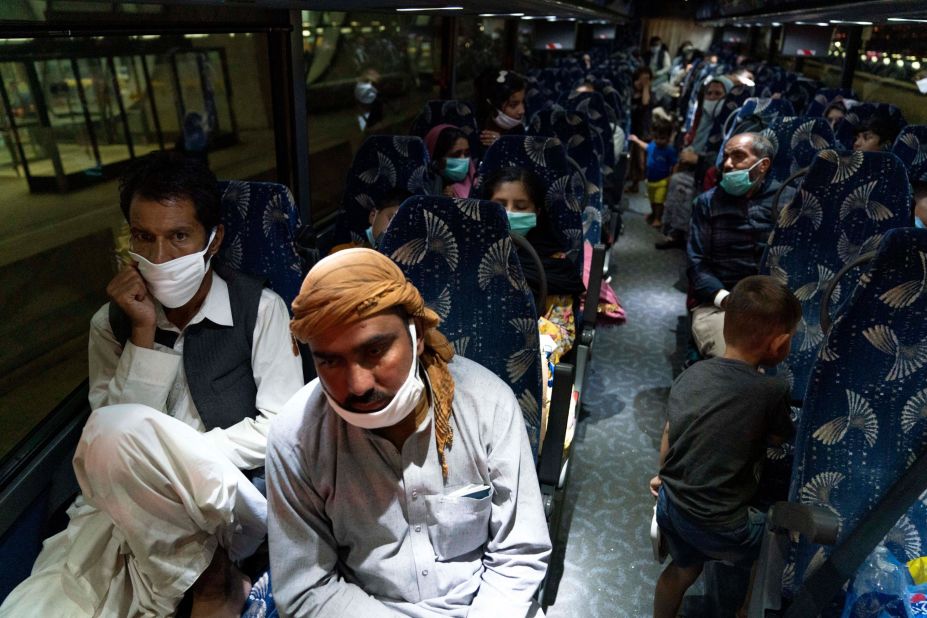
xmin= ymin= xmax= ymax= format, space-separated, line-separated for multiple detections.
xmin=129 ymin=229 xmax=216 ymax=309
xmin=321 ymin=322 xmax=426 ymax=430
xmin=702 ymin=98 xmax=722 ymax=116
xmin=494 ymin=109 xmax=523 ymax=130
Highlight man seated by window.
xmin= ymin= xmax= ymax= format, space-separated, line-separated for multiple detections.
xmin=688 ymin=132 xmax=793 ymax=358
xmin=267 ymin=248 xmax=552 ymax=617
xmin=1 ymin=152 xmax=304 ymax=618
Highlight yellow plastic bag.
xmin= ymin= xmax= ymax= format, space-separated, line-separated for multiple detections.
xmin=908 ymin=556 xmax=927 ymax=585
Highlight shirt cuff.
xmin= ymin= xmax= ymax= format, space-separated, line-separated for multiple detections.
xmin=713 ymin=289 xmax=730 ymax=309
xmin=113 ymin=341 xmax=182 ymax=409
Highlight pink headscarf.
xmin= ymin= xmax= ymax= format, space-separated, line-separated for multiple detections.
xmin=424 ymin=123 xmax=477 ymax=199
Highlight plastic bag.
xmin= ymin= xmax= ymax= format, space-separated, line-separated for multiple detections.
xmin=909 ymin=558 xmax=927 ymax=586
xmin=842 ymin=546 xmax=911 ymax=618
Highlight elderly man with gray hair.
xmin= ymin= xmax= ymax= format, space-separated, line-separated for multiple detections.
xmin=686 ymin=132 xmax=792 ymax=358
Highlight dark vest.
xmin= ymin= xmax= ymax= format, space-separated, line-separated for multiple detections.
xmin=109 ymin=266 xmax=264 ymax=431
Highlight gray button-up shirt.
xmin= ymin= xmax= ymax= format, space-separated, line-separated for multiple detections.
xmin=266 ymin=355 xmax=551 ymax=617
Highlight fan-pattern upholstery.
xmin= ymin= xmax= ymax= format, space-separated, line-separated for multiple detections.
xmin=715 ymin=98 xmax=799 ymax=169
xmin=785 ymin=228 xmax=927 ymax=599
xmin=760 ymin=150 xmax=912 ymax=402
xmin=335 ymin=135 xmax=436 ymax=246
xmin=377 ymin=196 xmax=544 ymax=454
xmin=891 ymin=125 xmax=927 ymax=184
xmin=803 ymin=87 xmax=858 ymax=118
xmin=705 ymin=84 xmax=753 ymax=155
xmin=559 ymin=91 xmax=617 ymax=173
xmin=784 ymin=80 xmax=819 ymax=116
xmin=524 ymin=78 xmax=555 ymax=120
xmin=833 ymin=102 xmax=907 ymax=150
xmin=409 ymin=99 xmax=481 ymax=159
xmin=241 ymin=571 xmax=277 ymax=618
xmin=755 ymin=116 xmax=836 ymax=183
xmin=529 ymin=107 xmax=605 ymax=244
xmin=216 ymin=180 xmax=305 ymax=309
xmin=475 ymin=135 xmax=585 ymax=266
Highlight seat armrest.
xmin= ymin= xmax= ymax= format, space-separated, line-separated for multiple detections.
xmin=580 ymin=243 xmax=607 ymax=344
xmin=537 ymin=363 xmax=574 ymax=487
xmin=768 ymin=502 xmax=840 ymax=545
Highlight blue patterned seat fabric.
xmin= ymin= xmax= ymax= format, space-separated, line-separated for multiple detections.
xmin=335 ymin=135 xmax=437 ymax=245
xmin=803 ymin=87 xmax=858 ymax=118
xmin=833 ymin=102 xmax=907 ymax=150
xmin=559 ymin=91 xmax=617 ymax=174
xmin=377 ymin=196 xmax=544 ymax=455
xmin=529 ymin=107 xmax=605 ymax=244
xmin=409 ymin=99 xmax=481 ymax=160
xmin=475 ymin=135 xmax=585 ymax=267
xmin=891 ymin=125 xmax=927 ymax=184
xmin=761 ymin=150 xmax=912 ymax=402
xmin=524 ymin=78 xmax=555 ymax=120
xmin=784 ymin=228 xmax=927 ymax=602
xmin=705 ymin=84 xmax=754 ymax=156
xmin=241 ymin=571 xmax=277 ymax=618
xmin=751 ymin=116 xmax=836 ymax=183
xmin=715 ymin=98 xmax=798 ymax=169
xmin=784 ymin=79 xmax=819 ymax=116
xmin=216 ymin=180 xmax=305 ymax=310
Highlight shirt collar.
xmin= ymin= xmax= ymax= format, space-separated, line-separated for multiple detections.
xmin=155 ymin=270 xmax=234 ymax=332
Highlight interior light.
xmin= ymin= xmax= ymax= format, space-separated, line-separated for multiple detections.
xmin=479 ymin=13 xmax=525 ymax=17
xmin=396 ymin=6 xmax=463 ymax=11
xmin=883 ymin=57 xmax=891 ymax=65
xmin=888 ymin=17 xmax=927 ymax=23
xmin=913 ymin=61 xmax=922 ymax=70
xmin=772 ymin=22 xmax=782 ymax=26
xmin=302 ymin=30 xmax=310 ymax=37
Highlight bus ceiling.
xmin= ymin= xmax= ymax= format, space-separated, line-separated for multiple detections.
xmin=694 ymin=0 xmax=927 ymax=26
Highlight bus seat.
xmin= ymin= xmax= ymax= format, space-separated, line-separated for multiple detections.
xmin=719 ymin=97 xmax=796 ymax=145
xmin=408 ymin=100 xmax=480 ymax=160
xmin=833 ymin=102 xmax=907 ymax=150
xmin=524 ymin=78 xmax=555 ymax=120
xmin=216 ymin=181 xmax=306 ymax=310
xmin=752 ymin=228 xmax=927 ymax=615
xmin=476 ymin=135 xmax=585 ymax=269
xmin=328 ymin=135 xmax=437 ymax=253
xmin=559 ymin=91 xmax=617 ymax=174
xmin=760 ymin=150 xmax=912 ymax=403
xmin=377 ymin=195 xmax=545 ymax=455
xmin=704 ymin=83 xmax=754 ymax=158
xmin=891 ymin=125 xmax=927 ymax=184
xmin=528 ymin=108 xmax=607 ymax=246
xmin=748 ymin=116 xmax=836 ymax=184
xmin=784 ymin=79 xmax=819 ymax=116
xmin=803 ymin=87 xmax=859 ymax=117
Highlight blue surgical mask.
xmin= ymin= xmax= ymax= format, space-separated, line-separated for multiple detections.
xmin=365 ymin=226 xmax=377 ymax=248
xmin=443 ymin=157 xmax=469 ymax=182
xmin=916 ymin=217 xmax=926 ymax=230
xmin=507 ymin=211 xmax=537 ymax=236
xmin=720 ymin=158 xmax=767 ymax=197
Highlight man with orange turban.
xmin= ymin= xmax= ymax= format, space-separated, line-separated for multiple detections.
xmin=266 ymin=248 xmax=551 ymax=617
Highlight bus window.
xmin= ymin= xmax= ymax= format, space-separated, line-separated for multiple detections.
xmin=0 ymin=31 xmax=279 ymax=463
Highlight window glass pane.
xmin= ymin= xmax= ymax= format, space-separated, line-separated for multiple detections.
xmin=455 ymin=17 xmax=506 ymax=100
xmin=303 ymin=11 xmax=444 ymax=225
xmin=0 ymin=32 xmax=278 ymax=462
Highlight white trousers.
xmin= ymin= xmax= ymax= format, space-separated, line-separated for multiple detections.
xmin=691 ymin=304 xmax=727 ymax=358
xmin=0 ymin=404 xmax=267 ymax=618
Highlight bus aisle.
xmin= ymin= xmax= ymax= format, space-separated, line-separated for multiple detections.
xmin=547 ymin=192 xmax=689 ymax=617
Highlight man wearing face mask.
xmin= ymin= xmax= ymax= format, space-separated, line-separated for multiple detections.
xmin=687 ymin=132 xmax=793 ymax=358
xmin=1 ymin=152 xmax=305 ymax=618
xmin=267 ymin=248 xmax=551 ymax=618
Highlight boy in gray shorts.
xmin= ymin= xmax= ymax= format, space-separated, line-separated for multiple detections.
xmin=649 ymin=275 xmax=800 ymax=618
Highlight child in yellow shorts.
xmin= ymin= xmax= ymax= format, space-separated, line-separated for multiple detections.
xmin=629 ymin=120 xmax=678 ymax=229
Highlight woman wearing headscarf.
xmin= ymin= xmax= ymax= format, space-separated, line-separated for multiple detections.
xmin=680 ymin=75 xmax=734 ymax=189
xmin=424 ymin=124 xmax=476 ymax=198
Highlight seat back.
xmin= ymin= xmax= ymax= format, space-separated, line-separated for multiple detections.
xmin=334 ymin=135 xmax=436 ymax=246
xmin=704 ymin=84 xmax=754 ymax=156
xmin=529 ymin=107 xmax=605 ymax=244
xmin=559 ymin=91 xmax=616 ymax=172
xmin=833 ymin=102 xmax=906 ymax=150
xmin=803 ymin=87 xmax=858 ymax=118
xmin=786 ymin=228 xmax=927 ymax=594
xmin=760 ymin=150 xmax=912 ymax=401
xmin=760 ymin=116 xmax=836 ymax=183
xmin=216 ymin=180 xmax=305 ymax=309
xmin=408 ymin=100 xmax=481 ymax=160
xmin=715 ymin=98 xmax=799 ymax=169
xmin=784 ymin=79 xmax=819 ymax=116
xmin=476 ymin=135 xmax=585 ymax=265
xmin=891 ymin=125 xmax=927 ymax=184
xmin=378 ymin=196 xmax=544 ymax=453
xmin=524 ymin=78 xmax=555 ymax=120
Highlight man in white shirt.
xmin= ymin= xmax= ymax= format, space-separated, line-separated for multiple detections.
xmin=0 ymin=152 xmax=304 ymax=618
xmin=267 ymin=248 xmax=551 ymax=617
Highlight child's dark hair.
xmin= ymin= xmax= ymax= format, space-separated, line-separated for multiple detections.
xmin=632 ymin=66 xmax=653 ymax=82
xmin=482 ymin=166 xmax=547 ymax=212
xmin=723 ymin=275 xmax=802 ymax=349
xmin=379 ymin=188 xmax=413 ymax=211
xmin=119 ymin=151 xmax=220 ymax=230
xmin=652 ymin=120 xmax=674 ymax=141
xmin=432 ymin=126 xmax=468 ymax=164
xmin=855 ymin=112 xmax=901 ymax=149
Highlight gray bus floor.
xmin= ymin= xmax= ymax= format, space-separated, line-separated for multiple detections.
xmin=546 ymin=191 xmax=700 ymax=618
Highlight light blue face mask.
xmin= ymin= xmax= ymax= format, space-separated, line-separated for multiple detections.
xmin=720 ymin=158 xmax=767 ymax=197
xmin=916 ymin=217 xmax=926 ymax=230
xmin=365 ymin=226 xmax=377 ymax=248
xmin=443 ymin=157 xmax=469 ymax=182
xmin=507 ymin=211 xmax=537 ymax=236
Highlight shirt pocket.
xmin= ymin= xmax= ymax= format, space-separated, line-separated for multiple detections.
xmin=424 ymin=489 xmax=493 ymax=561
